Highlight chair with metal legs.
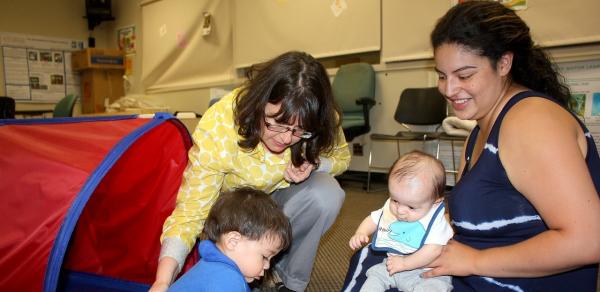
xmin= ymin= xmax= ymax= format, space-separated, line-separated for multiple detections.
xmin=435 ymin=132 xmax=464 ymax=185
xmin=366 ymin=87 xmax=447 ymax=192
xmin=435 ymin=116 xmax=476 ymax=186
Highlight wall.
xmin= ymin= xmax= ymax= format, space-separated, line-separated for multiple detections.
xmin=109 ymin=0 xmax=219 ymax=115
xmin=126 ymin=1 xmax=600 ymax=172
xmin=0 ymin=0 xmax=114 ymax=112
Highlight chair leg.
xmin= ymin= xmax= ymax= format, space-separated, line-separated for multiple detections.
xmin=367 ymin=147 xmax=373 ymax=192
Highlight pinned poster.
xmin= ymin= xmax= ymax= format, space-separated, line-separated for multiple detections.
xmin=331 ymin=0 xmax=347 ymax=17
xmin=117 ymin=26 xmax=136 ymax=54
xmin=0 ymin=32 xmax=84 ymax=102
xmin=558 ymin=59 xmax=600 ymax=150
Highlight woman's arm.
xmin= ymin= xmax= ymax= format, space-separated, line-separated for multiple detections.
xmin=153 ymin=103 xmax=233 ymax=288
xmin=318 ymin=126 xmax=351 ymax=175
xmin=387 ymin=244 xmax=443 ymax=274
xmin=426 ymin=98 xmax=600 ymax=278
xmin=482 ymin=98 xmax=600 ymax=276
xmin=149 ymin=257 xmax=179 ymax=292
xmin=160 ymin=131 xmax=228 ymax=258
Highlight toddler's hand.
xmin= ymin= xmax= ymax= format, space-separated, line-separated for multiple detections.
xmin=349 ymin=232 xmax=369 ymax=250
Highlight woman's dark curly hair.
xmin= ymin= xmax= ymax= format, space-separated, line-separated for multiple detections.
xmin=234 ymin=51 xmax=341 ymax=167
xmin=430 ymin=1 xmax=571 ymax=106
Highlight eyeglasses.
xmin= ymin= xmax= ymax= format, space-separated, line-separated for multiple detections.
xmin=264 ymin=119 xmax=313 ymax=139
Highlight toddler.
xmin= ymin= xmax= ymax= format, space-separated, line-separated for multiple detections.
xmin=169 ymin=187 xmax=292 ymax=292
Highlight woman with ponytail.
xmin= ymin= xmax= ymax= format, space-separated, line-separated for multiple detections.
xmin=423 ymin=1 xmax=600 ymax=291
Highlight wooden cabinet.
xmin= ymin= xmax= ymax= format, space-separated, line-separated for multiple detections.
xmin=71 ymin=48 xmax=124 ymax=113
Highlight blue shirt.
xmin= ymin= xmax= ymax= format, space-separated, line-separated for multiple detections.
xmin=169 ymin=240 xmax=251 ymax=292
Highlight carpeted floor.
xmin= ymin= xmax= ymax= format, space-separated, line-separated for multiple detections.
xmin=306 ymin=181 xmax=388 ymax=292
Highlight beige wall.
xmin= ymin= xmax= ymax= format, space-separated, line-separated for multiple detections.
xmin=0 ymin=0 xmax=109 ymax=43
xmin=111 ymin=0 xmax=216 ymax=115
xmin=0 ymin=0 xmax=115 ymax=112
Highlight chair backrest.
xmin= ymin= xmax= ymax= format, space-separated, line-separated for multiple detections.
xmin=53 ymin=94 xmax=78 ymax=117
xmin=0 ymin=96 xmax=16 ymax=119
xmin=332 ymin=63 xmax=376 ymax=113
xmin=394 ymin=87 xmax=446 ymax=125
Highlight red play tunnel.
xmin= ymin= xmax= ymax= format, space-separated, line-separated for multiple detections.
xmin=0 ymin=114 xmax=197 ymax=291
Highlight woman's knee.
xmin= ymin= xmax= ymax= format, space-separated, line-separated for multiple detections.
xmin=304 ymin=172 xmax=345 ymax=213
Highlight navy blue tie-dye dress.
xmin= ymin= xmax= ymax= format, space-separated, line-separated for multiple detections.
xmin=450 ymin=91 xmax=600 ymax=291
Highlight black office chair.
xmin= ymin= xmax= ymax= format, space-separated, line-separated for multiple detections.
xmin=367 ymin=87 xmax=447 ymax=191
xmin=332 ymin=63 xmax=376 ymax=142
xmin=392 ymin=87 xmax=447 ymax=140
xmin=0 ymin=96 xmax=16 ymax=119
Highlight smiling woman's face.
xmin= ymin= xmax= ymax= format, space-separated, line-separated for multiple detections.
xmin=434 ymin=43 xmax=507 ymax=121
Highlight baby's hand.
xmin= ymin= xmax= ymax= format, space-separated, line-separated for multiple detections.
xmin=386 ymin=255 xmax=406 ymax=275
xmin=349 ymin=232 xmax=369 ymax=250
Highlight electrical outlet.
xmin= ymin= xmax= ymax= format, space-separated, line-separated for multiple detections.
xmin=352 ymin=143 xmax=363 ymax=156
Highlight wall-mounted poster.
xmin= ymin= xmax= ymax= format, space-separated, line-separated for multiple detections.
xmin=0 ymin=32 xmax=85 ymax=103
xmin=559 ymin=59 xmax=600 ymax=150
xmin=118 ymin=26 xmax=136 ymax=54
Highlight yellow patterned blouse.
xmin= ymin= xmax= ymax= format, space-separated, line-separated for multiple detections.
xmin=161 ymin=88 xmax=351 ymax=254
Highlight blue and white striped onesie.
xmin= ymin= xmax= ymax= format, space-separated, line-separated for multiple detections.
xmin=449 ymin=91 xmax=600 ymax=291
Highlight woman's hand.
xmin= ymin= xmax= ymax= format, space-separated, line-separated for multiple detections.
xmin=284 ymin=161 xmax=315 ymax=183
xmin=349 ymin=232 xmax=370 ymax=250
xmin=422 ymin=239 xmax=478 ymax=278
xmin=150 ymin=256 xmax=178 ymax=292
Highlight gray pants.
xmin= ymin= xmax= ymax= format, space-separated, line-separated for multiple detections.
xmin=360 ymin=259 xmax=452 ymax=292
xmin=271 ymin=172 xmax=345 ymax=292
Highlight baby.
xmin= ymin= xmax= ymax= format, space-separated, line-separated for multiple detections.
xmin=349 ymin=150 xmax=453 ymax=292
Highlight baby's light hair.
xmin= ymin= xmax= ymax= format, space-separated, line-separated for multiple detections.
xmin=389 ymin=150 xmax=446 ymax=200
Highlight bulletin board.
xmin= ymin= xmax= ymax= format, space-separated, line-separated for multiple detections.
xmin=0 ymin=32 xmax=85 ymax=103
xmin=558 ymin=59 xmax=600 ymax=150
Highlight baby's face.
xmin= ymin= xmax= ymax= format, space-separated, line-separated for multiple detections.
xmin=388 ymin=175 xmax=438 ymax=222
xmin=232 ymin=235 xmax=282 ymax=283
